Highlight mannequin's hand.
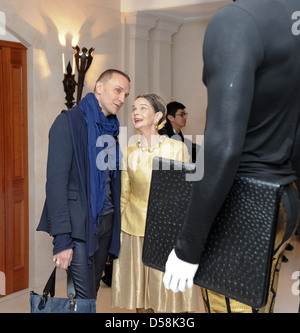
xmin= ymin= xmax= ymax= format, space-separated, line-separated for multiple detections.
xmin=163 ymin=249 xmax=199 ymax=293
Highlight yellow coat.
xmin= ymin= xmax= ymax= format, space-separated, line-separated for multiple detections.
xmin=120 ymin=136 xmax=190 ymax=236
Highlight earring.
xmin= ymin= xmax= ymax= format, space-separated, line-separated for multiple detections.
xmin=154 ymin=120 xmax=158 ymax=130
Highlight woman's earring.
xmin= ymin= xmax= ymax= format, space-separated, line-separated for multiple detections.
xmin=154 ymin=120 xmax=158 ymax=130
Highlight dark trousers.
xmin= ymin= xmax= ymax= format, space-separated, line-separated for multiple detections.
xmin=69 ymin=212 xmax=114 ymax=299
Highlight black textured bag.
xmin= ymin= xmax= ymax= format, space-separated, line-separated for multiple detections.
xmin=142 ymin=157 xmax=283 ymax=309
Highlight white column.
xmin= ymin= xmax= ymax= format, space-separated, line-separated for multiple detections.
xmin=149 ymin=16 xmax=182 ymax=102
xmin=122 ymin=12 xmax=157 ymax=138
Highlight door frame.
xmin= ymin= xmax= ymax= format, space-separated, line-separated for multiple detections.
xmin=0 ymin=40 xmax=29 ymax=296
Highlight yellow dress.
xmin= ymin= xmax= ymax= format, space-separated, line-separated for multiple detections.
xmin=111 ymin=136 xmax=199 ymax=312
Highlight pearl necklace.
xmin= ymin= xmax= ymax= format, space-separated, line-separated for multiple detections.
xmin=136 ymin=135 xmax=167 ymax=152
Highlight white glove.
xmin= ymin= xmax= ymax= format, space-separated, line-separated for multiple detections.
xmin=163 ymin=249 xmax=199 ymax=293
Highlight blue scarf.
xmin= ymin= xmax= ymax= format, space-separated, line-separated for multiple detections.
xmin=79 ymin=93 xmax=120 ymax=229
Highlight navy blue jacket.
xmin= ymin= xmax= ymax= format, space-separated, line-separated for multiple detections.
xmin=37 ymin=106 xmax=121 ymax=259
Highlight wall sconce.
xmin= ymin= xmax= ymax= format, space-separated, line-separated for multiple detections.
xmin=62 ymin=46 xmax=94 ymax=109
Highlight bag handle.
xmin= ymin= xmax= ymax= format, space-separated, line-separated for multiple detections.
xmin=67 ymin=269 xmax=77 ymax=311
xmin=67 ymin=268 xmax=76 ymax=299
xmin=38 ymin=267 xmax=56 ymax=310
xmin=38 ymin=267 xmax=77 ymax=310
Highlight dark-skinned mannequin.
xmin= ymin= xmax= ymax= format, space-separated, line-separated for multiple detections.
xmin=164 ymin=0 xmax=300 ymax=313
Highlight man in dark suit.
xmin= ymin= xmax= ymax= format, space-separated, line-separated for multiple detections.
xmin=161 ymin=101 xmax=187 ymax=141
xmin=37 ymin=69 xmax=130 ymax=301
xmin=161 ymin=101 xmax=198 ymax=162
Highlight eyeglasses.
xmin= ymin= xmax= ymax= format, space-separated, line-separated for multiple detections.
xmin=175 ymin=112 xmax=188 ymax=117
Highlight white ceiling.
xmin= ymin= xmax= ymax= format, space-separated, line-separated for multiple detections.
xmin=128 ymin=1 xmax=232 ymax=21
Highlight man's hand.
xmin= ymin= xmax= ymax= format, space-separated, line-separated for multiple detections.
xmin=53 ymin=249 xmax=73 ymax=270
xmin=163 ymin=249 xmax=199 ymax=293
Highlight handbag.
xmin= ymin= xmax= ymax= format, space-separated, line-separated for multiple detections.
xmin=30 ymin=267 xmax=96 ymax=313
xmin=142 ymin=157 xmax=283 ymax=309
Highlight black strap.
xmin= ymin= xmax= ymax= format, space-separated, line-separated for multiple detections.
xmin=67 ymin=269 xmax=76 ymax=300
xmin=43 ymin=267 xmax=56 ymax=297
xmin=42 ymin=267 xmax=76 ymax=299
xmin=38 ymin=267 xmax=56 ymax=310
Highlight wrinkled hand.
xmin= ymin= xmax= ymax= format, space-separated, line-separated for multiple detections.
xmin=53 ymin=249 xmax=73 ymax=270
xmin=163 ymin=249 xmax=199 ymax=293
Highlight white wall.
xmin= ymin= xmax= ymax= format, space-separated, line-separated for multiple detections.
xmin=120 ymin=16 xmax=211 ymax=141
xmin=172 ymin=19 xmax=209 ymax=137
xmin=120 ymin=0 xmax=230 ymax=139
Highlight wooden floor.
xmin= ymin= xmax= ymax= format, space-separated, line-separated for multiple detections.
xmin=0 ymin=236 xmax=299 ymax=314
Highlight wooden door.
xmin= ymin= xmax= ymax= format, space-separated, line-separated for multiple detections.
xmin=0 ymin=40 xmax=28 ymax=296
